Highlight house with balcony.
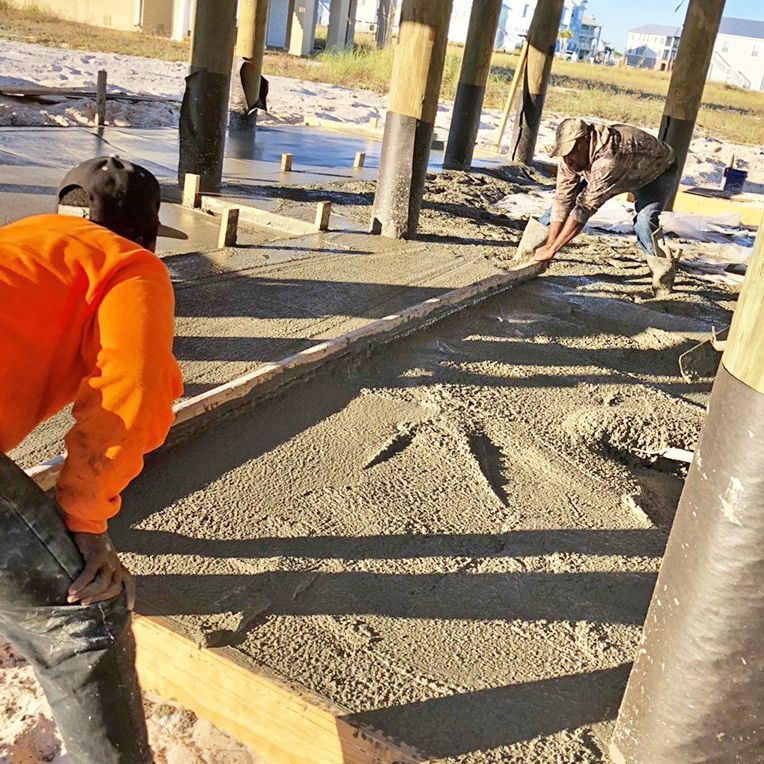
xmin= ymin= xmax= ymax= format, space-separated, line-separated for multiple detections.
xmin=577 ymin=15 xmax=602 ymax=61
xmin=625 ymin=24 xmax=681 ymax=70
xmin=708 ymin=17 xmax=764 ymax=91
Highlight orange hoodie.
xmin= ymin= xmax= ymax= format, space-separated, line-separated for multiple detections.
xmin=0 ymin=214 xmax=183 ymax=533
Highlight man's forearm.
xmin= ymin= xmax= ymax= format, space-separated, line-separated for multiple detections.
xmin=548 ymin=215 xmax=584 ymax=254
xmin=546 ymin=220 xmax=564 ymax=246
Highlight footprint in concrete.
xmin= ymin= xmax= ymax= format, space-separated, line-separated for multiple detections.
xmin=363 ymin=424 xmax=420 ymax=470
xmin=466 ymin=429 xmax=510 ymax=507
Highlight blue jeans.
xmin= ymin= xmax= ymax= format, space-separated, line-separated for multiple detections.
xmin=632 ymin=164 xmax=678 ymax=257
xmin=0 ymin=453 xmax=152 ymax=763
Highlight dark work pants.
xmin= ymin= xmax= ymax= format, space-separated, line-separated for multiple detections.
xmin=632 ymin=163 xmax=678 ymax=257
xmin=0 ymin=452 xmax=152 ymax=763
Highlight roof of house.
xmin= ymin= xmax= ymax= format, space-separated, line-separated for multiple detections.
xmin=629 ymin=24 xmax=682 ymax=37
xmin=582 ymin=16 xmax=601 ymax=28
xmin=719 ymin=17 xmax=764 ymax=40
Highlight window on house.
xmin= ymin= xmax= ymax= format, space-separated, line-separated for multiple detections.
xmin=754 ymin=44 xmax=760 ymax=58
xmin=722 ymin=41 xmax=729 ymax=53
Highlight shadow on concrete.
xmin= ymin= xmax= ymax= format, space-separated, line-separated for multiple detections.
xmin=133 ymin=569 xmax=655 ymax=627
xmin=347 ymin=664 xmax=631 ymax=758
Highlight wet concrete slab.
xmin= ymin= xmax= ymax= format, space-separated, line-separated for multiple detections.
xmin=107 ymin=277 xmax=707 ymax=762
xmin=10 ymin=229 xmax=505 ymax=470
xmin=4 ymin=123 xmax=517 ymax=470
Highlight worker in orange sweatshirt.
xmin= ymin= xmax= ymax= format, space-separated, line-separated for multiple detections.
xmin=0 ymin=156 xmax=183 ymax=763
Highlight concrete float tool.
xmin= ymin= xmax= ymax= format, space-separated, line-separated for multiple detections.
xmin=678 ymin=326 xmax=728 ymax=382
xmin=513 ymin=216 xmax=549 ymax=262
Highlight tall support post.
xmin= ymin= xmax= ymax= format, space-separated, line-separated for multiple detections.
xmin=444 ymin=0 xmax=502 ymax=170
xmin=289 ymin=0 xmax=318 ymax=56
xmin=232 ymin=0 xmax=270 ymax=127
xmin=178 ymin=0 xmax=237 ymax=192
xmin=509 ymin=0 xmax=564 ymax=165
xmin=171 ymin=0 xmax=190 ymax=42
xmin=375 ymin=0 xmax=394 ymax=48
xmin=327 ymin=0 xmax=352 ymax=50
xmin=370 ymin=0 xmax=453 ymax=239
xmin=611 ymin=219 xmax=764 ymax=762
xmin=659 ymin=0 xmax=725 ymax=208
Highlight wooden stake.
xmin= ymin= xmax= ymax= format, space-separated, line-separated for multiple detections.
xmin=280 ymin=153 xmax=293 ymax=172
xmin=96 ymin=69 xmax=107 ymax=127
xmin=217 ymin=207 xmax=240 ymax=247
xmin=354 ymin=151 xmax=365 ymax=168
xmin=494 ymin=40 xmax=528 ymax=150
xmin=315 ymin=201 xmax=332 ymax=231
xmin=182 ymin=173 xmax=201 ymax=208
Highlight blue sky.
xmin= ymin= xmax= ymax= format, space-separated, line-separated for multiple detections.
xmin=585 ymin=0 xmax=764 ymax=50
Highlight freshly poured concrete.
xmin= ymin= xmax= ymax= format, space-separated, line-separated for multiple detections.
xmin=110 ymin=276 xmax=711 ymax=762
xmin=4 ymin=125 xmax=522 ymax=474
xmin=9 ymin=230 xmax=503 ymax=469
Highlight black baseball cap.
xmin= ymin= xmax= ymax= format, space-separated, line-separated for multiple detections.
xmin=57 ymin=156 xmax=186 ymax=245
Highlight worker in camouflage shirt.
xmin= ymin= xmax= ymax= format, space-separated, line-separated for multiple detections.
xmin=535 ymin=118 xmax=681 ymax=296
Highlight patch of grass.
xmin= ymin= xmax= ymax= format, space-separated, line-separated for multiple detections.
xmin=0 ymin=3 xmax=188 ymax=61
xmin=1 ymin=4 xmax=761 ymax=144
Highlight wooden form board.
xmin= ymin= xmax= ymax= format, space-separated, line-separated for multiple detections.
xmin=133 ymin=616 xmax=427 ymax=763
xmin=0 ymin=85 xmax=182 ymax=104
xmin=27 ymin=258 xmax=541 ymax=488
xmin=616 ymin=188 xmax=763 ymax=228
xmin=201 ymin=195 xmax=319 ymax=236
xmin=674 ymin=188 xmax=763 ymax=228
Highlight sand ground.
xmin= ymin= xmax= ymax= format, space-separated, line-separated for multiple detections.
xmin=1 ymin=39 xmax=762 ymax=192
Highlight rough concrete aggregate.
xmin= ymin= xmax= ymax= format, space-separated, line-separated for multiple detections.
xmin=110 ymin=259 xmax=726 ymax=760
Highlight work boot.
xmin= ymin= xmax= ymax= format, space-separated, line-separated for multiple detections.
xmin=646 ymin=254 xmax=677 ymax=298
xmin=646 ymin=232 xmax=682 ymax=298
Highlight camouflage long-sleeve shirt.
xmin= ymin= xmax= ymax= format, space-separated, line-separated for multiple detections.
xmin=551 ymin=123 xmax=676 ymax=225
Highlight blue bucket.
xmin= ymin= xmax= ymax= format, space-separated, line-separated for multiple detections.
xmin=723 ymin=167 xmax=747 ymax=195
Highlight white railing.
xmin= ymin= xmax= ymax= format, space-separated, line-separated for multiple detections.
xmin=710 ymin=50 xmax=751 ymax=90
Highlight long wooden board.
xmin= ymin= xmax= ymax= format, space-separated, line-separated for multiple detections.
xmin=134 ymin=616 xmax=427 ymax=764
xmin=0 ymin=85 xmax=182 ymax=104
xmin=27 ymin=260 xmax=542 ymax=491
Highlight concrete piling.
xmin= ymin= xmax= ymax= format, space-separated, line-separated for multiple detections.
xmin=178 ymin=0 xmax=237 ymax=192
xmin=371 ymin=0 xmax=453 ymax=239
xmin=611 ymin=217 xmax=764 ymax=762
xmin=659 ymin=0 xmax=726 ymax=208
xmin=444 ymin=0 xmax=503 ymax=170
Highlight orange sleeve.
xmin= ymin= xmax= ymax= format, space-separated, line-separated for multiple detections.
xmin=56 ymin=258 xmax=183 ymax=533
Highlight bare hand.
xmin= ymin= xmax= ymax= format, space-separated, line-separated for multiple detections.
xmin=68 ymin=532 xmax=136 ymax=610
xmin=533 ymin=245 xmax=557 ymax=263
